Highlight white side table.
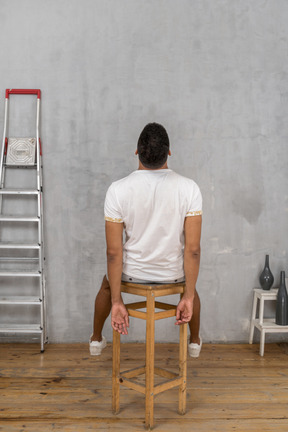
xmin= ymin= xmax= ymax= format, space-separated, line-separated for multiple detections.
xmin=249 ymin=288 xmax=288 ymax=356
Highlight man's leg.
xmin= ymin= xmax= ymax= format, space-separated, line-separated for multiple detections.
xmin=91 ymin=275 xmax=111 ymax=342
xmin=188 ymin=289 xmax=201 ymax=344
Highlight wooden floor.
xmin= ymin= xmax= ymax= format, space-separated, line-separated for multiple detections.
xmin=0 ymin=342 xmax=288 ymax=431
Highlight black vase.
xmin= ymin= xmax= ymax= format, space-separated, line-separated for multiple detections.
xmin=276 ymin=271 xmax=288 ymax=326
xmin=259 ymin=255 xmax=274 ymax=290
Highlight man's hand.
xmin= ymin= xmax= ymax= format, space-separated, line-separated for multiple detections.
xmin=111 ymin=302 xmax=129 ymax=335
xmin=175 ymin=296 xmax=194 ymax=325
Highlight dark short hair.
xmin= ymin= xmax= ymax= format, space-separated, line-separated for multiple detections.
xmin=137 ymin=123 xmax=170 ymax=169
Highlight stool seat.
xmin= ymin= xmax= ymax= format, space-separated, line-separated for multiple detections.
xmin=112 ymin=281 xmax=188 ymax=429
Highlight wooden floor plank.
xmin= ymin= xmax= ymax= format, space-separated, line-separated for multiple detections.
xmin=1 ymin=420 xmax=288 ymax=432
xmin=0 ymin=342 xmax=287 ymax=431
xmin=1 ymin=384 xmax=288 ymax=404
xmin=1 ymin=376 xmax=288 ymax=389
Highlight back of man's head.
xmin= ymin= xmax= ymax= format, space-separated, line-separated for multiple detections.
xmin=137 ymin=123 xmax=170 ymax=169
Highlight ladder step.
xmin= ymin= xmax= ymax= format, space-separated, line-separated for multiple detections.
xmin=0 ymin=215 xmax=39 ymax=222
xmin=0 ymin=258 xmax=39 ymax=262
xmin=0 ymin=242 xmax=40 ymax=249
xmin=0 ymin=270 xmax=41 ymax=277
xmin=0 ymin=188 xmax=39 ymax=195
xmin=4 ymin=163 xmax=37 ymax=168
xmin=0 ymin=296 xmax=41 ymax=304
xmin=0 ymin=324 xmax=42 ymax=333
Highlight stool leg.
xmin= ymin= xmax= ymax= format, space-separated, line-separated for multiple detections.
xmin=112 ymin=329 xmax=120 ymax=414
xmin=260 ymin=329 xmax=265 ymax=357
xmin=145 ymin=291 xmax=155 ymax=429
xmin=259 ymin=296 xmax=264 ymax=326
xmin=249 ymin=292 xmax=257 ymax=344
xmin=179 ymin=322 xmax=187 ymax=415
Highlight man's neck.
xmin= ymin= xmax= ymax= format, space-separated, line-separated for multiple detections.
xmin=138 ymin=161 xmax=169 ymax=170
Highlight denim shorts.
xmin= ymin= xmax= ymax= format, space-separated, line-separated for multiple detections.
xmin=121 ymin=273 xmax=185 ymax=284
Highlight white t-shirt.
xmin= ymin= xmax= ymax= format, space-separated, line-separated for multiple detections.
xmin=104 ymin=169 xmax=202 ymax=282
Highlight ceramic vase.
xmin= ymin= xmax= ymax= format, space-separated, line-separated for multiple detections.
xmin=276 ymin=271 xmax=288 ymax=326
xmin=259 ymin=255 xmax=274 ymax=290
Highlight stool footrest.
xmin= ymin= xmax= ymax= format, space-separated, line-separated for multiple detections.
xmin=154 ymin=377 xmax=184 ymax=395
xmin=126 ymin=301 xmax=176 ymax=312
xmin=154 ymin=367 xmax=178 ymax=379
xmin=119 ymin=366 xmax=181 ymax=395
xmin=121 ymin=366 xmax=146 ymax=379
xmin=126 ymin=301 xmax=147 ymax=310
xmin=155 ymin=309 xmax=176 ymax=320
xmin=118 ymin=377 xmax=146 ymax=394
xmin=155 ymin=301 xmax=176 ymax=311
xmin=127 ymin=309 xmax=147 ymax=320
xmin=120 ymin=366 xmax=178 ymax=380
xmin=126 ymin=301 xmax=177 ymax=321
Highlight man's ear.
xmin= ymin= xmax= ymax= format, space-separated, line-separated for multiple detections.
xmin=135 ymin=149 xmax=138 ymax=155
xmin=168 ymin=150 xmax=171 ymax=156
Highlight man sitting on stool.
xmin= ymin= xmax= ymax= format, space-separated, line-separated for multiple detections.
xmin=90 ymin=123 xmax=202 ymax=358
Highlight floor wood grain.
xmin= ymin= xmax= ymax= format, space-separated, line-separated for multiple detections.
xmin=0 ymin=342 xmax=287 ymax=431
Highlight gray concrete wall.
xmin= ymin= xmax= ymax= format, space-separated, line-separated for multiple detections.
xmin=0 ymin=0 xmax=287 ymax=343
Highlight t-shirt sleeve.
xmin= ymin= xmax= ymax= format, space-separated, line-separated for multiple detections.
xmin=104 ymin=184 xmax=123 ymax=223
xmin=186 ymin=183 xmax=203 ymax=217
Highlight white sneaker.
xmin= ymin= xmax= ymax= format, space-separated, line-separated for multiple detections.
xmin=188 ymin=337 xmax=202 ymax=358
xmin=89 ymin=335 xmax=107 ymax=356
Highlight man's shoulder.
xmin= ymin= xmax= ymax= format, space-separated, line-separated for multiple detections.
xmin=170 ymin=170 xmax=200 ymax=191
xmin=109 ymin=171 xmax=137 ymax=189
xmin=106 ymin=171 xmax=140 ymax=200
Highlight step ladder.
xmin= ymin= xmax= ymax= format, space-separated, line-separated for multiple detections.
xmin=0 ymin=89 xmax=46 ymax=352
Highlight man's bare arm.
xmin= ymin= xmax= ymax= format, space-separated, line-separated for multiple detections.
xmin=105 ymin=221 xmax=129 ymax=334
xmin=106 ymin=221 xmax=123 ymax=302
xmin=183 ymin=215 xmax=202 ymax=299
xmin=175 ymin=215 xmax=202 ymax=325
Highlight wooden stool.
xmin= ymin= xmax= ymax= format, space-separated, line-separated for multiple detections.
xmin=112 ymin=281 xmax=187 ymax=429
